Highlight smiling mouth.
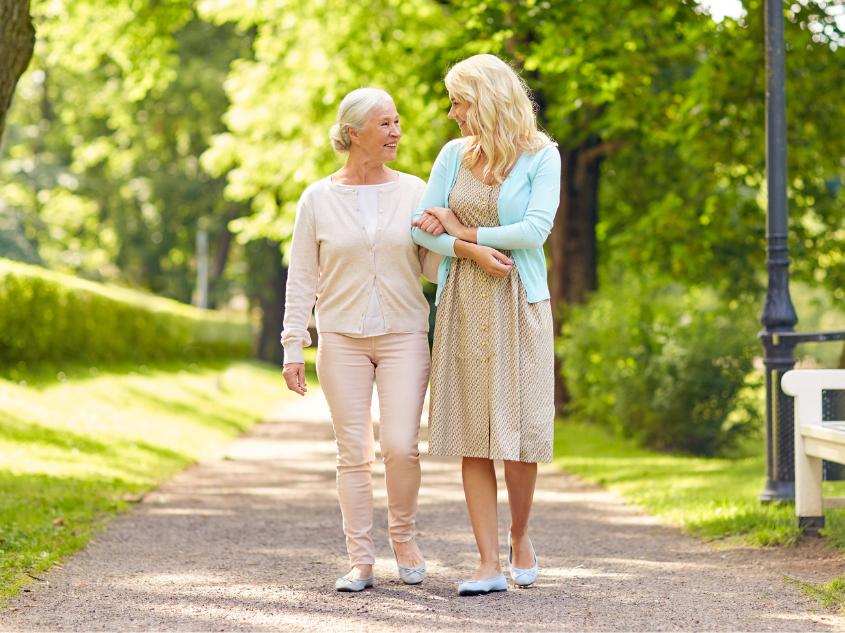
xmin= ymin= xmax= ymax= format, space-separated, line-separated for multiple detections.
xmin=385 ymin=143 xmax=397 ymax=149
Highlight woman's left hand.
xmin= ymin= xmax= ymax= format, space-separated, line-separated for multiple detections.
xmin=412 ymin=212 xmax=445 ymax=236
xmin=425 ymin=207 xmax=462 ymax=236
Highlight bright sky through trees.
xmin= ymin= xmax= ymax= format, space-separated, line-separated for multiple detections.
xmin=697 ymin=0 xmax=746 ymax=22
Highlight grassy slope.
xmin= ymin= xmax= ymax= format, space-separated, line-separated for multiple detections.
xmin=554 ymin=420 xmax=845 ymax=547
xmin=0 ymin=360 xmax=290 ymax=602
xmin=0 ymin=258 xmax=247 ymax=323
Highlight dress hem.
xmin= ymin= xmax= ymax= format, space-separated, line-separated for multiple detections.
xmin=426 ymin=448 xmax=552 ymax=464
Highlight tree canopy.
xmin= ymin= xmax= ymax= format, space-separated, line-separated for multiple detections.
xmin=0 ymin=0 xmax=842 ymax=366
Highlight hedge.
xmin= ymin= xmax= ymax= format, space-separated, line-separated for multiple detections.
xmin=0 ymin=259 xmax=253 ymax=365
xmin=558 ymin=277 xmax=761 ymax=456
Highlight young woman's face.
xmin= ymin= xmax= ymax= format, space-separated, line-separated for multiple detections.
xmin=448 ymin=95 xmax=471 ymax=136
xmin=352 ymin=100 xmax=401 ymax=162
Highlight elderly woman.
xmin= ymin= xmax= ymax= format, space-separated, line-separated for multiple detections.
xmin=412 ymin=54 xmax=561 ymax=596
xmin=282 ymin=88 xmax=438 ymax=592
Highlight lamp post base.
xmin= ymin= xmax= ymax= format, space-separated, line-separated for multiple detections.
xmin=759 ymin=478 xmax=794 ymax=503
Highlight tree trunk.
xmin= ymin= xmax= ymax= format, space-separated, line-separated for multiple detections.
xmin=549 ymin=140 xmax=605 ymax=414
xmin=207 ymin=207 xmax=239 ymax=309
xmin=251 ymin=240 xmax=287 ymax=364
xmin=0 ymin=0 xmax=35 ymax=140
xmin=211 ymin=222 xmax=233 ymax=282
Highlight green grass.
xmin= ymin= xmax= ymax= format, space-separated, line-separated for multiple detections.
xmin=554 ymin=419 xmax=845 ymax=547
xmin=0 ymin=359 xmax=289 ymax=603
xmin=789 ymin=574 xmax=845 ymax=612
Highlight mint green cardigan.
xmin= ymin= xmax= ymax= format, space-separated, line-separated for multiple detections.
xmin=411 ymin=138 xmax=561 ymax=305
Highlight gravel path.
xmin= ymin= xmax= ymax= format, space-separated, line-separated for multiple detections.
xmin=3 ymin=390 xmax=845 ymax=631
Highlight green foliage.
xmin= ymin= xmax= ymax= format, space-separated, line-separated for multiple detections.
xmin=0 ymin=360 xmax=284 ymax=602
xmin=559 ymin=278 xmax=761 ymax=455
xmin=0 ymin=259 xmax=251 ymax=366
xmin=198 ymin=0 xmax=458 ymax=243
xmin=790 ymin=281 xmax=845 ymax=367
xmin=0 ymin=5 xmax=253 ymax=305
xmin=597 ymin=0 xmax=844 ymax=299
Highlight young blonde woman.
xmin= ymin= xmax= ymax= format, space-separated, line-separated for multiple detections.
xmin=412 ymin=54 xmax=561 ymax=596
xmin=282 ymin=88 xmax=439 ymax=592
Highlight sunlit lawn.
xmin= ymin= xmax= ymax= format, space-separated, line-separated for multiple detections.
xmin=0 ymin=358 xmax=295 ymax=603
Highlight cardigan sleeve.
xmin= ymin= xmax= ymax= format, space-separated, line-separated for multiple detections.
xmin=476 ymin=145 xmax=561 ymax=250
xmin=280 ymin=192 xmax=318 ymax=365
xmin=411 ymin=143 xmax=458 ymax=257
xmin=409 ymin=179 xmax=443 ymax=282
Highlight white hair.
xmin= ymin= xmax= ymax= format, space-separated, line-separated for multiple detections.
xmin=329 ymin=88 xmax=394 ymax=153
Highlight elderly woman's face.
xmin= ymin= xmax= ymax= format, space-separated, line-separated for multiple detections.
xmin=351 ymin=100 xmax=401 ymax=162
xmin=448 ymin=94 xmax=470 ymax=136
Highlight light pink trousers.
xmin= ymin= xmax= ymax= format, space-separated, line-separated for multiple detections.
xmin=316 ymin=332 xmax=430 ymax=566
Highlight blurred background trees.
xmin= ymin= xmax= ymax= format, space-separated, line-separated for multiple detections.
xmin=1 ymin=0 xmax=842 ymax=452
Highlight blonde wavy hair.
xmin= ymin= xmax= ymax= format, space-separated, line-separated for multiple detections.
xmin=445 ymin=54 xmax=554 ymax=184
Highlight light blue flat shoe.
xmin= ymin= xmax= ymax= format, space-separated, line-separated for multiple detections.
xmin=335 ymin=574 xmax=374 ymax=592
xmin=457 ymin=572 xmax=508 ymax=596
xmin=390 ymin=540 xmax=426 ymax=585
xmin=508 ymin=532 xmax=539 ymax=587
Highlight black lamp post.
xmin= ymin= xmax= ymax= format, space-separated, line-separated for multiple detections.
xmin=758 ymin=1 xmax=845 ymax=505
xmin=759 ymin=0 xmax=798 ymax=503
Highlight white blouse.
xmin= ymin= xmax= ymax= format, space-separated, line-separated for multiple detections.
xmin=347 ymin=183 xmax=389 ymax=337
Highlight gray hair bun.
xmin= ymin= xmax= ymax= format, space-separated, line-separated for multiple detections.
xmin=329 ymin=123 xmax=352 ymax=153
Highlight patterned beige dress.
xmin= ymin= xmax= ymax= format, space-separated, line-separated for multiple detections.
xmin=427 ymin=165 xmax=555 ymax=463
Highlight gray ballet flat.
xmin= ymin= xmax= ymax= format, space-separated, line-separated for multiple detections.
xmin=457 ymin=572 xmax=508 ymax=596
xmin=335 ymin=575 xmax=374 ymax=592
xmin=508 ymin=532 xmax=539 ymax=587
xmin=390 ymin=540 xmax=426 ymax=585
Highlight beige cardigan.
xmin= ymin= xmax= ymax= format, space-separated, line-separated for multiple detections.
xmin=281 ymin=172 xmax=438 ymax=364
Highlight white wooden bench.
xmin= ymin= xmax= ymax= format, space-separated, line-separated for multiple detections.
xmin=781 ymin=369 xmax=845 ymax=534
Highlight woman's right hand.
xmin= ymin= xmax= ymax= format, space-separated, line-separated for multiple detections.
xmin=470 ymin=244 xmax=513 ymax=278
xmin=282 ymin=363 xmax=307 ymax=396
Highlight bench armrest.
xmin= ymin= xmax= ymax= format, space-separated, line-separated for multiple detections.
xmin=782 ymin=369 xmax=845 ymax=427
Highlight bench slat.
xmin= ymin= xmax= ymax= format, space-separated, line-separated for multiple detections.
xmin=803 ymin=436 xmax=845 ymax=464
xmin=801 ymin=423 xmax=845 ymax=445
